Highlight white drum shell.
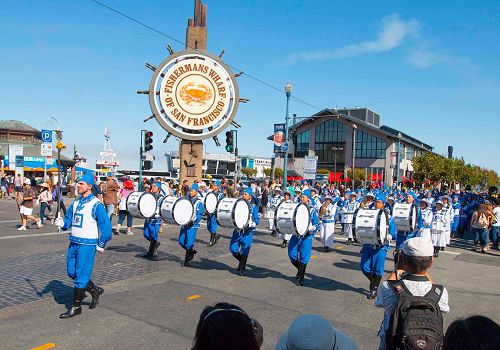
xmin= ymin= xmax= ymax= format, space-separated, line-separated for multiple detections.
xmin=216 ymin=198 xmax=251 ymax=229
xmin=391 ymin=202 xmax=417 ymax=231
xmin=126 ymin=191 xmax=157 ymax=219
xmin=353 ymin=208 xmax=388 ymax=245
xmin=203 ymin=192 xmax=218 ymax=215
xmin=160 ymin=196 xmax=195 ymax=225
xmin=274 ymin=202 xmax=310 ymax=236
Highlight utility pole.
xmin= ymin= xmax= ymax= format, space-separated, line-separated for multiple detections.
xmin=283 ymin=83 xmax=293 ymax=187
xmin=351 ymin=124 xmax=357 ymax=190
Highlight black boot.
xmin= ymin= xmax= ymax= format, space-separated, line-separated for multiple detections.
xmin=181 ymin=248 xmax=197 ymax=267
xmin=143 ymin=240 xmax=155 ymax=258
xmin=363 ymin=272 xmax=374 ymax=298
xmin=86 ymin=280 xmax=104 ymax=309
xmin=238 ymin=255 xmax=248 ymax=276
xmin=233 ymin=252 xmax=242 ymax=270
xmin=296 ymin=264 xmax=307 ymax=286
xmin=207 ymin=233 xmax=215 ymax=247
xmin=60 ymin=287 xmax=85 ymax=319
xmin=151 ymin=240 xmax=160 ymax=256
xmin=346 ymin=238 xmax=352 ymax=245
xmin=291 ymin=260 xmax=300 ymax=279
xmin=213 ymin=234 xmax=219 ymax=245
xmin=434 ymin=247 xmax=439 ymax=257
xmin=368 ymin=276 xmax=382 ymax=299
xmin=271 ymin=230 xmax=277 ymax=237
xmin=324 ymin=246 xmax=329 ymax=253
xmin=280 ymin=239 xmax=287 ymax=248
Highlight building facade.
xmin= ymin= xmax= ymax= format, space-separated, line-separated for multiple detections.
xmin=274 ymin=108 xmax=433 ymax=186
xmin=240 ymin=156 xmax=272 ymax=178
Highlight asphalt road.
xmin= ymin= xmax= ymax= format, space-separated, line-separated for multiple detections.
xmin=0 ymin=197 xmax=499 ymax=350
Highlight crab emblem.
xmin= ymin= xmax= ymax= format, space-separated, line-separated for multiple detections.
xmin=179 ymin=83 xmax=213 ymax=106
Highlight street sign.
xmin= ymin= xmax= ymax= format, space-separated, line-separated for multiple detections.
xmin=8 ymin=145 xmax=23 ymax=171
xmin=41 ymin=143 xmax=53 ymax=157
xmin=41 ymin=129 xmax=53 ymax=143
xmin=303 ymin=156 xmax=318 ymax=180
xmin=281 ymin=142 xmax=289 ymax=152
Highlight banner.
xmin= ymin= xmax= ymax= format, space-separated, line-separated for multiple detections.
xmin=273 ymin=124 xmax=285 ymax=153
xmin=8 ymin=145 xmax=23 ymax=171
xmin=390 ymin=151 xmax=398 ymax=168
xmin=303 ymin=156 xmax=318 ymax=180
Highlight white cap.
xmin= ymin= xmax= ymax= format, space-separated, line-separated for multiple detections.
xmin=402 ymin=237 xmax=434 ymax=257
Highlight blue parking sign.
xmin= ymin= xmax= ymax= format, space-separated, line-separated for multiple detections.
xmin=41 ymin=129 xmax=52 ymax=143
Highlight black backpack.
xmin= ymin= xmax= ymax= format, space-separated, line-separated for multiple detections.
xmin=385 ymin=277 xmax=444 ymax=350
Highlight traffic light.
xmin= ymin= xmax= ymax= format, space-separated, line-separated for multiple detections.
xmin=144 ymin=131 xmax=153 ymax=151
xmin=225 ymin=131 xmax=234 ymax=153
xmin=143 ymin=160 xmax=153 ymax=170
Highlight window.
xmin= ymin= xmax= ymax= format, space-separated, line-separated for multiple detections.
xmin=314 ymin=119 xmax=347 ymax=164
xmin=294 ymin=130 xmax=309 ymax=158
xmin=354 ymin=130 xmax=387 ymax=159
xmin=405 ymin=146 xmax=415 ymax=160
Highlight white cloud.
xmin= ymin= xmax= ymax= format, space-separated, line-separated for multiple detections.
xmin=284 ymin=14 xmax=420 ymax=64
xmin=407 ymin=49 xmax=448 ymax=68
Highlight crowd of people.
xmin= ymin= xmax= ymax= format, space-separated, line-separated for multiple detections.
xmin=6 ymin=172 xmax=499 ymax=348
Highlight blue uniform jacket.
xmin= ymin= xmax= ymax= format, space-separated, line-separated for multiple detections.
xmin=61 ymin=193 xmax=112 ymax=249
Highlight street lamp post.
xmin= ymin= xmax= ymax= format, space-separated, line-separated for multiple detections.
xmin=332 ymin=146 xmax=344 ymax=187
xmin=351 ymin=124 xmax=357 ymax=190
xmin=282 ymin=82 xmax=293 ymax=188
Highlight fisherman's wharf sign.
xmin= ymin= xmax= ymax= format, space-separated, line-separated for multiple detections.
xmin=148 ymin=50 xmax=239 ymax=140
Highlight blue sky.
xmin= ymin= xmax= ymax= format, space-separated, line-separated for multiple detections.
xmin=1 ymin=0 xmax=499 ymax=172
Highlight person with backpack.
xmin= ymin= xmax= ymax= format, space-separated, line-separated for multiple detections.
xmin=375 ymin=237 xmax=449 ymax=350
xmin=470 ymin=204 xmax=493 ymax=253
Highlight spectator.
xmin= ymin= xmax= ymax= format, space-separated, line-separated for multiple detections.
xmin=375 ymin=237 xmax=449 ymax=350
xmin=0 ymin=175 xmax=7 ymax=198
xmin=102 ymin=176 xmax=120 ymax=220
xmin=490 ymin=199 xmax=499 ymax=250
xmin=14 ymin=173 xmax=23 ymax=199
xmin=444 ymin=315 xmax=500 ymax=350
xmin=115 ymin=179 xmax=135 ymax=235
xmin=470 ymin=204 xmax=494 ymax=253
xmin=192 ymin=302 xmax=263 ymax=350
xmin=182 ymin=179 xmax=190 ymax=196
xmin=17 ymin=179 xmax=41 ymax=230
xmin=37 ymin=182 xmax=53 ymax=225
xmin=276 ymin=314 xmax=357 ymax=350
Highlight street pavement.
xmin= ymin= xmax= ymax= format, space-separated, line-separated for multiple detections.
xmin=0 ymin=197 xmax=499 ymax=350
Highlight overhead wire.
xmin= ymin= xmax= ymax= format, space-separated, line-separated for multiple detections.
xmin=89 ymin=0 xmax=324 ymax=111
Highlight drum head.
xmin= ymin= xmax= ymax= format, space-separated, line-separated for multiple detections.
xmin=410 ymin=204 xmax=417 ymax=230
xmin=233 ymin=199 xmax=250 ymax=229
xmin=138 ymin=192 xmax=157 ymax=218
xmin=173 ymin=198 xmax=194 ymax=225
xmin=204 ymin=192 xmax=218 ymax=214
xmin=294 ymin=204 xmax=310 ymax=235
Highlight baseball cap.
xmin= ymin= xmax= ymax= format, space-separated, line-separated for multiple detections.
xmin=402 ymin=237 xmax=434 ymax=257
xmin=275 ymin=314 xmax=357 ymax=350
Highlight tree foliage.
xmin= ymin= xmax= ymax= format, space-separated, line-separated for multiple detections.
xmin=317 ymin=168 xmax=330 ymax=175
xmin=240 ymin=167 xmax=257 ymax=178
xmin=346 ymin=168 xmax=366 ymax=188
xmin=412 ymin=153 xmax=499 ymax=188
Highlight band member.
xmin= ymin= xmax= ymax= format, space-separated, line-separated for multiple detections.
xmin=54 ymin=174 xmax=112 ymax=318
xmin=319 ymin=195 xmax=337 ymax=252
xmin=342 ymin=192 xmax=360 ymax=245
xmin=451 ymin=195 xmax=461 ymax=238
xmin=431 ymin=200 xmax=449 ymax=257
xmin=278 ymin=191 xmax=294 ymax=248
xmin=310 ymin=188 xmax=322 ymax=212
xmin=440 ymin=195 xmax=454 ymax=246
xmin=361 ymin=192 xmax=375 ymax=209
xmin=230 ymin=188 xmax=260 ymax=276
xmin=360 ymin=193 xmax=396 ymax=299
xmin=417 ymin=199 xmax=433 ymax=241
xmin=395 ymin=192 xmax=421 ymax=250
xmin=207 ymin=181 xmax=224 ymax=247
xmin=288 ymin=189 xmax=319 ymax=286
xmin=143 ymin=182 xmax=163 ymax=258
xmin=179 ymin=183 xmax=204 ymax=266
xmin=267 ymin=188 xmax=283 ymax=238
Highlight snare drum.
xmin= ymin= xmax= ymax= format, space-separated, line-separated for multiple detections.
xmin=352 ymin=208 xmax=388 ymax=245
xmin=126 ymin=191 xmax=157 ymax=219
xmin=160 ymin=196 xmax=195 ymax=226
xmin=274 ymin=202 xmax=310 ymax=236
xmin=391 ymin=202 xmax=417 ymax=232
xmin=340 ymin=211 xmax=354 ymax=224
xmin=203 ymin=192 xmax=218 ymax=215
xmin=216 ymin=198 xmax=250 ymax=230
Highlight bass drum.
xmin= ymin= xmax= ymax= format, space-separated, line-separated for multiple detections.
xmin=203 ymin=192 xmax=218 ymax=215
xmin=352 ymin=208 xmax=388 ymax=245
xmin=126 ymin=191 xmax=157 ymax=219
xmin=216 ymin=198 xmax=250 ymax=230
xmin=391 ymin=202 xmax=417 ymax=232
xmin=274 ymin=202 xmax=310 ymax=236
xmin=160 ymin=196 xmax=194 ymax=226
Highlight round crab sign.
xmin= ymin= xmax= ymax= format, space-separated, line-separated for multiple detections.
xmin=148 ymin=50 xmax=239 ymax=140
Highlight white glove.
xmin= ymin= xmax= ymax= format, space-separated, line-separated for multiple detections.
xmin=54 ymin=217 xmax=64 ymax=229
xmin=96 ymin=246 xmax=104 ymax=253
xmin=249 ymin=222 xmax=256 ymax=228
xmin=308 ymin=224 xmax=316 ymax=232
